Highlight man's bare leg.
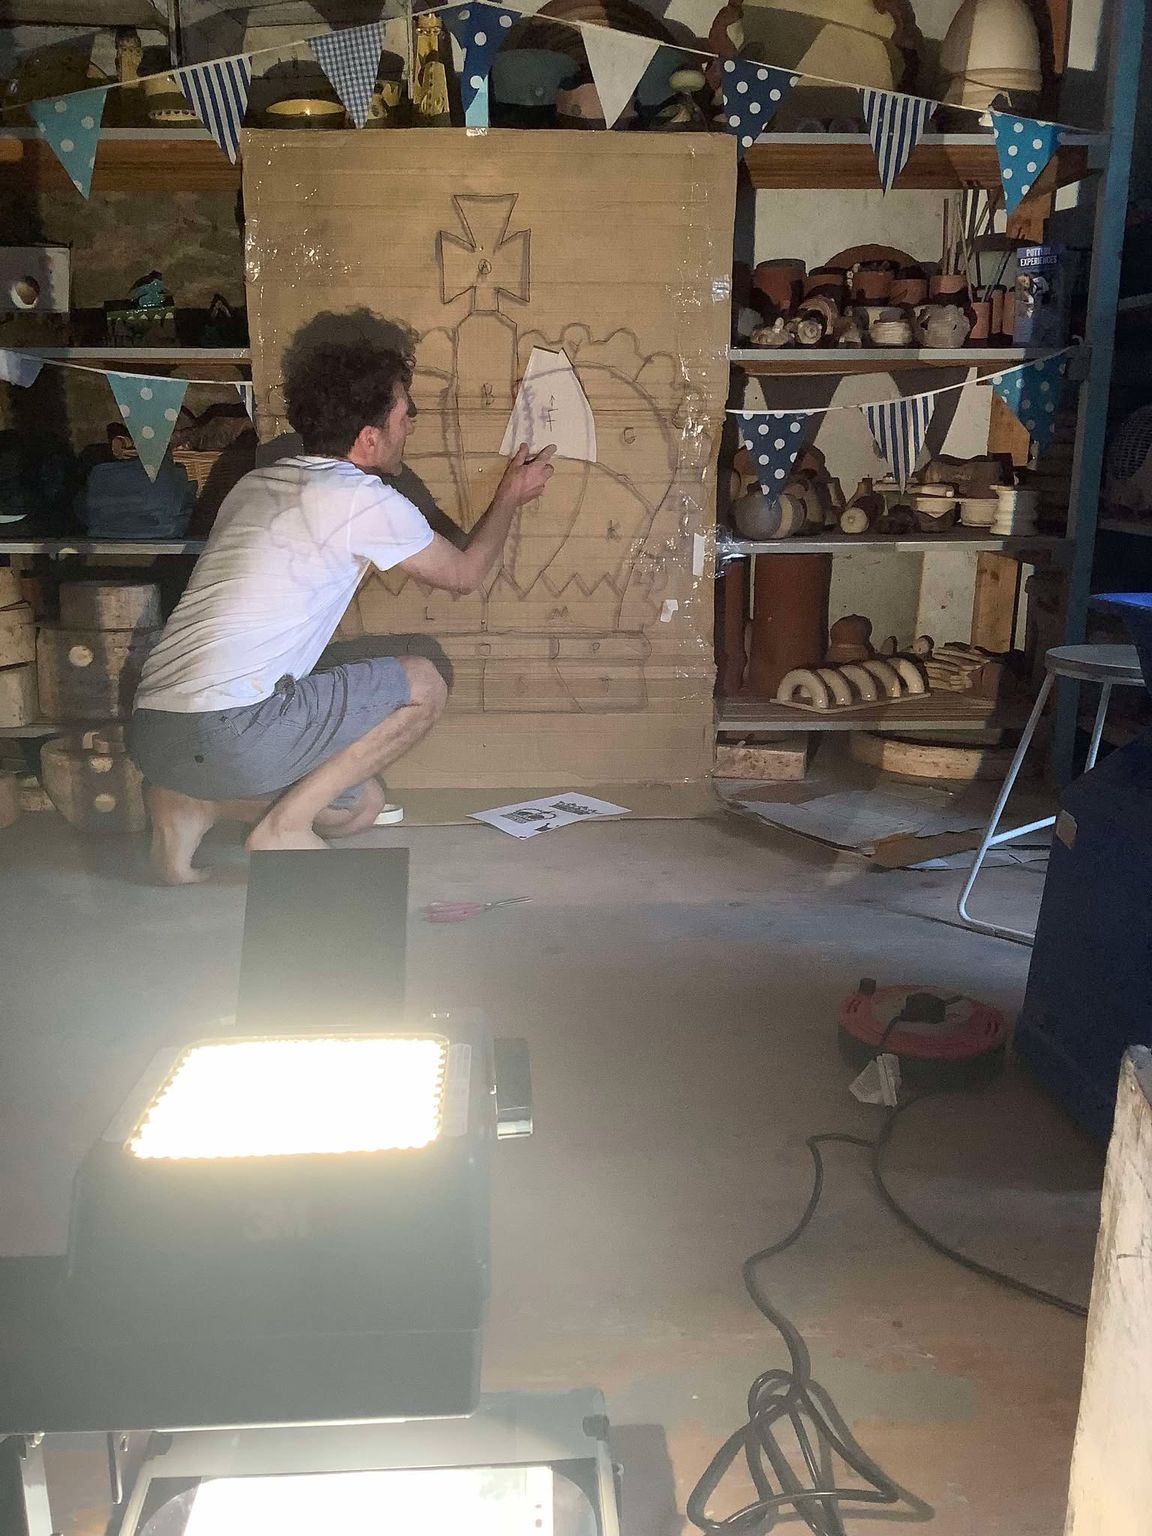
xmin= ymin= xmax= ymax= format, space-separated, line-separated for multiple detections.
xmin=145 ymin=786 xmax=275 ymax=885
xmin=313 ymin=778 xmax=389 ymax=837
xmin=247 ymin=658 xmax=446 ymax=854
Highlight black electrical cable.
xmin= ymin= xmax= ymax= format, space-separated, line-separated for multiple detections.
xmin=687 ymin=1097 xmax=1088 ymax=1534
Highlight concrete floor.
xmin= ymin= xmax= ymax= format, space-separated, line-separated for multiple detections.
xmin=0 ymin=807 xmax=1104 ymax=1536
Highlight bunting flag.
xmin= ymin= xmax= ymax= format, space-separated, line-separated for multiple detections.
xmin=236 ymin=382 xmax=255 ymax=419
xmin=864 ymin=395 xmax=934 ymax=489
xmin=737 ymin=408 xmax=821 ymax=496
xmin=582 ymin=28 xmax=661 ymax=128
xmin=310 ymin=21 xmax=386 ymax=128
xmin=721 ymin=61 xmax=800 ymax=158
xmin=861 ymin=88 xmax=933 ymax=193
xmin=180 ymin=58 xmax=252 ymax=162
xmin=27 ymin=86 xmax=108 ymax=198
xmin=0 ymin=350 xmax=44 ymax=387
xmin=990 ymin=112 xmax=1060 ymax=213
xmin=107 ymin=374 xmax=189 ymax=482
xmin=992 ymin=354 xmax=1067 ymax=452
xmin=442 ymin=3 xmax=520 ymax=127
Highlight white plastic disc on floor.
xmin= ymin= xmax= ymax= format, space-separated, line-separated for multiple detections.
xmin=373 ymin=804 xmax=404 ymax=826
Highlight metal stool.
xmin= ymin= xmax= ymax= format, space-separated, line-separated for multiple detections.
xmin=957 ymin=644 xmax=1146 ymax=944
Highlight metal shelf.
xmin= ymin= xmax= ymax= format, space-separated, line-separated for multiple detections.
xmin=717 ymin=691 xmax=1008 ymax=734
xmin=15 ymin=347 xmax=249 ymax=366
xmin=0 ymin=540 xmax=205 ymax=555
xmin=731 ymin=346 xmax=1059 ymax=376
xmin=719 ymin=531 xmax=1070 ymax=556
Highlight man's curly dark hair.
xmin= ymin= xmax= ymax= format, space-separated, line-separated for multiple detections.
xmin=283 ymin=339 xmax=414 ymax=455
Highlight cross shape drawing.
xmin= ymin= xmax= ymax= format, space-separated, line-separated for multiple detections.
xmin=438 ymin=194 xmax=530 ymax=314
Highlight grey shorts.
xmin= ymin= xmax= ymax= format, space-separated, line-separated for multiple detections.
xmin=127 ymin=655 xmax=411 ymax=807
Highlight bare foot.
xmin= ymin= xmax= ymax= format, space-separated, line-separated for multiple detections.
xmin=314 ymin=780 xmax=388 ymax=838
xmin=245 ymin=822 xmax=329 ymax=853
xmin=145 ymin=784 xmax=219 ymax=885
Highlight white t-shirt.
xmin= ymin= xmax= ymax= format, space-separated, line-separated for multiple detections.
xmin=135 ymin=456 xmax=434 ymax=713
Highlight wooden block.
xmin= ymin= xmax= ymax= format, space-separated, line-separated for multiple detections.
xmin=59 ymin=581 xmax=162 ymax=632
xmin=0 ymin=771 xmax=18 ymax=829
xmin=850 ymin=729 xmax=1037 ymax=782
xmin=40 ymin=732 xmax=146 ymax=833
xmin=714 ymin=738 xmax=808 ymax=781
xmin=0 ymin=568 xmax=21 ymax=609
xmin=0 ymin=602 xmax=36 ymax=668
xmin=37 ymin=624 xmax=160 ymax=722
xmin=1065 ymin=1050 xmax=1152 ymax=1536
xmin=0 ymin=663 xmax=38 ymax=727
xmin=17 ymin=775 xmax=54 ymax=813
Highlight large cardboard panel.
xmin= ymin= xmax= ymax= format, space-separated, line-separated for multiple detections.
xmin=243 ymin=130 xmax=735 ymax=786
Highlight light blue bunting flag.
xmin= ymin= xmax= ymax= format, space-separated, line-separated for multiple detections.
xmin=107 ymin=374 xmax=189 ymax=481
xmin=236 ymin=383 xmax=255 ymax=419
xmin=27 ymin=86 xmax=108 ymax=197
xmin=861 ymin=88 xmax=933 ymax=192
xmin=864 ymin=395 xmax=934 ymax=489
xmin=442 ymin=3 xmax=520 ymax=127
xmin=310 ymin=21 xmax=386 ymax=128
xmin=0 ymin=350 xmax=44 ymax=387
xmin=992 ymin=354 xmax=1067 ymax=452
xmin=991 ymin=112 xmax=1060 ymax=214
xmin=721 ymin=60 xmax=800 ymax=159
xmin=737 ymin=409 xmax=821 ymax=497
xmin=180 ymin=57 xmax=252 ymax=162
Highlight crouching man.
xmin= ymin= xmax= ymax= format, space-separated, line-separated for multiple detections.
xmin=127 ymin=337 xmax=554 ymax=883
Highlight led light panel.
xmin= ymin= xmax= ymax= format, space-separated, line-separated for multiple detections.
xmin=128 ymin=1036 xmax=448 ymax=1159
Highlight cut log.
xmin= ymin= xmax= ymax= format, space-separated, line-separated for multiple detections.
xmin=39 ymin=730 xmax=146 ymax=833
xmin=59 ymin=581 xmax=162 ymax=632
xmin=0 ymin=603 xmax=36 ymax=668
xmin=0 ymin=663 xmax=38 ymax=727
xmin=37 ymin=625 xmax=160 ymax=721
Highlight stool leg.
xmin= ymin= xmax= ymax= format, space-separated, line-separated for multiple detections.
xmin=1084 ymin=683 xmax=1113 ymax=772
xmin=957 ymin=672 xmax=1054 ymax=943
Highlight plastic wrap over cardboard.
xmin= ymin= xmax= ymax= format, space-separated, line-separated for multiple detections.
xmin=243 ymin=130 xmax=735 ymax=787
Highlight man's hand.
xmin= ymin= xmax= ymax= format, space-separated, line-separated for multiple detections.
xmin=494 ymin=443 xmax=556 ymax=510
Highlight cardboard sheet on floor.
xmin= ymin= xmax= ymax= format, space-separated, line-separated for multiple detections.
xmin=242 ymin=130 xmax=736 ymax=790
xmin=388 ymin=780 xmax=717 ymax=826
xmin=740 ymin=787 xmax=983 ymax=862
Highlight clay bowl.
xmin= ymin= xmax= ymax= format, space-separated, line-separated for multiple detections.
xmin=732 ymin=490 xmax=805 ymax=541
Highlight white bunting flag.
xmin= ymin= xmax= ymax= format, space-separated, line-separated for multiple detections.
xmin=582 ymin=28 xmax=661 ymax=128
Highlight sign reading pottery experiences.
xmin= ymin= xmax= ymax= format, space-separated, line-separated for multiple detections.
xmin=243 ymin=130 xmax=735 ymax=788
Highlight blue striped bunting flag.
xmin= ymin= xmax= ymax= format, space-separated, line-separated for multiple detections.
xmin=310 ymin=21 xmax=385 ymax=129
xmin=181 ymin=58 xmax=252 ymax=163
xmin=864 ymin=396 xmax=934 ymax=489
xmin=737 ymin=409 xmax=821 ymax=496
xmin=861 ymin=89 xmax=933 ymax=193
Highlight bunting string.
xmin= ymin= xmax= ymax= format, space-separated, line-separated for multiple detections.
xmin=0 ymin=0 xmax=1099 ymax=143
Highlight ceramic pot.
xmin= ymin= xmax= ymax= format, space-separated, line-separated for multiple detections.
xmin=753 ymin=261 xmax=805 ymax=316
xmin=967 ymin=299 xmax=992 ymax=343
xmin=870 ymin=318 xmax=915 ymax=346
xmin=992 ymin=484 xmax=1038 ymax=535
xmin=803 ymin=269 xmax=846 ymax=301
xmin=940 ymin=0 xmax=1042 ymax=109
xmin=913 ymin=497 xmax=959 ymax=532
xmin=732 ymin=490 xmax=806 ymax=541
xmin=959 ymin=496 xmax=998 ymax=528
xmin=929 ymin=273 xmax=970 ymax=303
xmin=852 ymin=267 xmax=893 ymax=303
xmin=891 ymin=276 xmax=928 ymax=306
xmin=917 ymin=304 xmax=971 ymax=348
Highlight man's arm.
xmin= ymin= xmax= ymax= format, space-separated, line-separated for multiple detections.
xmin=398 ymin=445 xmax=555 ymax=595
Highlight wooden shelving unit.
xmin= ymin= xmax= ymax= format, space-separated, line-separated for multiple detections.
xmin=717 ymin=691 xmax=1008 ymax=734
xmin=0 ymin=128 xmax=238 ymax=193
xmin=743 ymin=133 xmax=1097 ymax=192
xmin=730 ymin=346 xmax=1065 ymax=376
xmin=719 ymin=531 xmax=1071 ymax=557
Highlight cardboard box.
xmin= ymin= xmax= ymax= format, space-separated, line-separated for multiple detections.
xmin=243 ymin=129 xmax=735 ymax=787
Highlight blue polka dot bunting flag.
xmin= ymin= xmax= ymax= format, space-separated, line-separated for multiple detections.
xmin=107 ymin=374 xmax=190 ymax=482
xmin=861 ymin=88 xmax=933 ymax=193
xmin=28 ymin=86 xmax=108 ymax=198
xmin=992 ymin=354 xmax=1067 ymax=452
xmin=442 ymin=3 xmax=520 ymax=127
xmin=991 ymin=112 xmax=1060 ymax=214
xmin=863 ymin=395 xmax=934 ymax=490
xmin=737 ymin=409 xmax=821 ymax=496
xmin=721 ymin=61 xmax=800 ymax=160
xmin=310 ymin=21 xmax=386 ymax=128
